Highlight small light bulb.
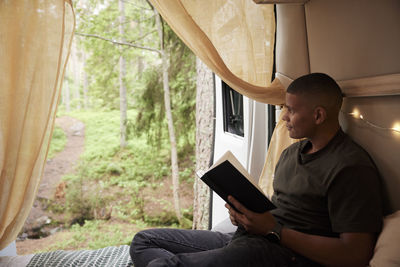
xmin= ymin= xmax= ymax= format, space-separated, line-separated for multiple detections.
xmin=359 ymin=114 xmax=363 ymax=119
xmin=351 ymin=109 xmax=360 ymax=118
xmin=392 ymin=122 xmax=400 ymax=133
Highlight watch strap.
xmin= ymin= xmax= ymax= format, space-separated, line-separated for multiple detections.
xmin=266 ymin=221 xmax=283 ymax=243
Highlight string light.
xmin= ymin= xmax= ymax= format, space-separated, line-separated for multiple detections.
xmin=392 ymin=122 xmax=400 ymax=133
xmin=342 ymin=109 xmax=400 ymax=134
xmin=349 ymin=109 xmax=360 ymax=118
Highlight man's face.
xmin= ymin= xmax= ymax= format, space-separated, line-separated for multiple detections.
xmin=282 ymin=93 xmax=316 ymax=139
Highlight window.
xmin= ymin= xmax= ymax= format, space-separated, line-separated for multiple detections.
xmin=222 ymin=81 xmax=244 ymax=137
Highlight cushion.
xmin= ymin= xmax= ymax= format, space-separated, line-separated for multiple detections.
xmin=26 ymin=245 xmax=132 ymax=267
xmin=369 ymin=210 xmax=400 ymax=267
xmin=211 ymin=218 xmax=238 ymax=234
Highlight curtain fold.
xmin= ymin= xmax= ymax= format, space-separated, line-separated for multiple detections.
xmin=0 ymin=0 xmax=75 ymax=250
xmin=150 ymin=0 xmax=286 ymax=105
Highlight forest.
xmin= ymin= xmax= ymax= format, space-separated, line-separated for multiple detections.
xmin=18 ymin=0 xmax=206 ymax=253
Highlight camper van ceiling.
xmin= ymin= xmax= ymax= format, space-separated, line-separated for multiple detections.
xmin=253 ymin=0 xmax=310 ymax=3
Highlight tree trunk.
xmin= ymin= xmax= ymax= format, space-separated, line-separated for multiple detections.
xmin=193 ymin=57 xmax=214 ymax=230
xmin=154 ymin=9 xmax=182 ymax=222
xmin=119 ymin=0 xmax=127 ymax=148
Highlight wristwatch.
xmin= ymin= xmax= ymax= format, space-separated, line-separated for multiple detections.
xmin=266 ymin=221 xmax=283 ymax=243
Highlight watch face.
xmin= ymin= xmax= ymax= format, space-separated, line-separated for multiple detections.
xmin=266 ymin=231 xmax=280 ymax=243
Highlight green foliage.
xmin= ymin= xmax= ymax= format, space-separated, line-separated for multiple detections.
xmin=48 ymin=126 xmax=67 ymax=159
xmin=106 ymin=162 xmax=124 ymax=176
xmin=143 ymin=208 xmax=193 ymax=229
xmin=71 ymin=0 xmax=196 ymax=168
xmin=64 ymin=164 xmax=110 ymax=225
xmin=127 ymin=67 xmax=166 ymax=147
xmin=59 ymin=111 xmax=193 ymax=228
xmin=35 ymin=220 xmax=137 ymax=252
xmin=179 ymin=167 xmax=194 ymax=182
xmin=131 ymin=23 xmax=196 ymax=157
xmin=69 ymin=220 xmax=135 ymax=249
xmin=52 ymin=0 xmax=198 ymax=249
xmin=143 ymin=211 xmax=179 ymax=226
xmin=73 ymin=0 xmax=196 ymax=160
xmin=74 ymin=0 xmax=158 ymax=110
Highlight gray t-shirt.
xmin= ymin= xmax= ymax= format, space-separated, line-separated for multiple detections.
xmin=271 ymin=129 xmax=383 ymax=237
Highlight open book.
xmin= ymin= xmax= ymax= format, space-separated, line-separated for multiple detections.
xmin=197 ymin=151 xmax=275 ymax=213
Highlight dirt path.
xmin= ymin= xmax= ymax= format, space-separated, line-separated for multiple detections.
xmin=17 ymin=116 xmax=85 ymax=254
xmin=36 ymin=116 xmax=85 ymax=200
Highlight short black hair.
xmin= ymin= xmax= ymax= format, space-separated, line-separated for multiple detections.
xmin=287 ymin=73 xmax=343 ymax=113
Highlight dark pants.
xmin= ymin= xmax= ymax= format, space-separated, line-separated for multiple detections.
xmin=130 ymin=227 xmax=321 ymax=267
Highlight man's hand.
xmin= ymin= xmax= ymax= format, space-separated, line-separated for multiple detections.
xmin=225 ymin=200 xmax=239 ymax=226
xmin=225 ymin=195 xmax=276 ymax=235
xmin=224 ymin=196 xmax=376 ymax=266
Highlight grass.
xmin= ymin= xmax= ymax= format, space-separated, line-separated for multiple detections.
xmin=39 ymin=109 xmax=195 ymax=252
xmin=35 ymin=220 xmax=140 ymax=252
xmin=47 ymin=125 xmax=67 ymax=159
xmin=64 ymin=110 xmax=172 ymax=183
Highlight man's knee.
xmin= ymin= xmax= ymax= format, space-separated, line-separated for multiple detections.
xmin=130 ymin=230 xmax=151 ymax=262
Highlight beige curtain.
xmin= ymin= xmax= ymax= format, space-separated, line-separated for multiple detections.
xmin=0 ymin=0 xmax=75 ymax=250
xmin=150 ymin=0 xmax=295 ymax=195
xmin=259 ymin=108 xmax=299 ymax=197
xmin=150 ymin=0 xmax=285 ymax=105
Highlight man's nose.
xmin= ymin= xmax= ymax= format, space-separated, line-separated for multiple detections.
xmin=282 ymin=111 xmax=289 ymax=122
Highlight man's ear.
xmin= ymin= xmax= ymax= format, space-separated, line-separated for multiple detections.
xmin=314 ymin=106 xmax=327 ymax=125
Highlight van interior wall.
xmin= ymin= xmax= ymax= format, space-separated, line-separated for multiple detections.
xmin=304 ymin=0 xmax=400 ymax=81
xmin=340 ymin=96 xmax=400 ymax=215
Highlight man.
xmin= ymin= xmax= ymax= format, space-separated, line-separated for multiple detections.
xmin=130 ymin=73 xmax=383 ymax=267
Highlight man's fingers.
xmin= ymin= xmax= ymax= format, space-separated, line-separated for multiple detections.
xmin=226 ymin=198 xmax=253 ymax=228
xmin=228 ymin=195 xmax=248 ymax=215
xmin=225 ymin=203 xmax=239 ymax=226
xmin=230 ymin=214 xmax=238 ymax=226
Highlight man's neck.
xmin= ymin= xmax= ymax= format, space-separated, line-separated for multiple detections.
xmin=306 ymin=126 xmax=340 ymax=154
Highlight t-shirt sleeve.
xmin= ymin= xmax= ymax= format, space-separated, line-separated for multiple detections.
xmin=327 ymin=165 xmax=383 ymax=234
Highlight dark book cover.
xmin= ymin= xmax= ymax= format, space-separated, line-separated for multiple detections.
xmin=200 ymin=160 xmax=276 ymax=213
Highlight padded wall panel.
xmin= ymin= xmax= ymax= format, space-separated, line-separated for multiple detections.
xmin=276 ymin=4 xmax=309 ymax=80
xmin=305 ymin=0 xmax=400 ymax=81
xmin=340 ymin=96 xmax=400 ymax=215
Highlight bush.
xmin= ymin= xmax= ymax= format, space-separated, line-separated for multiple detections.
xmin=64 ymin=165 xmax=109 ymax=225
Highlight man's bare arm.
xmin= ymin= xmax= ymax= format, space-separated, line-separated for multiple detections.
xmin=226 ymin=196 xmax=376 ymax=267
xmin=281 ymin=227 xmax=375 ymax=267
